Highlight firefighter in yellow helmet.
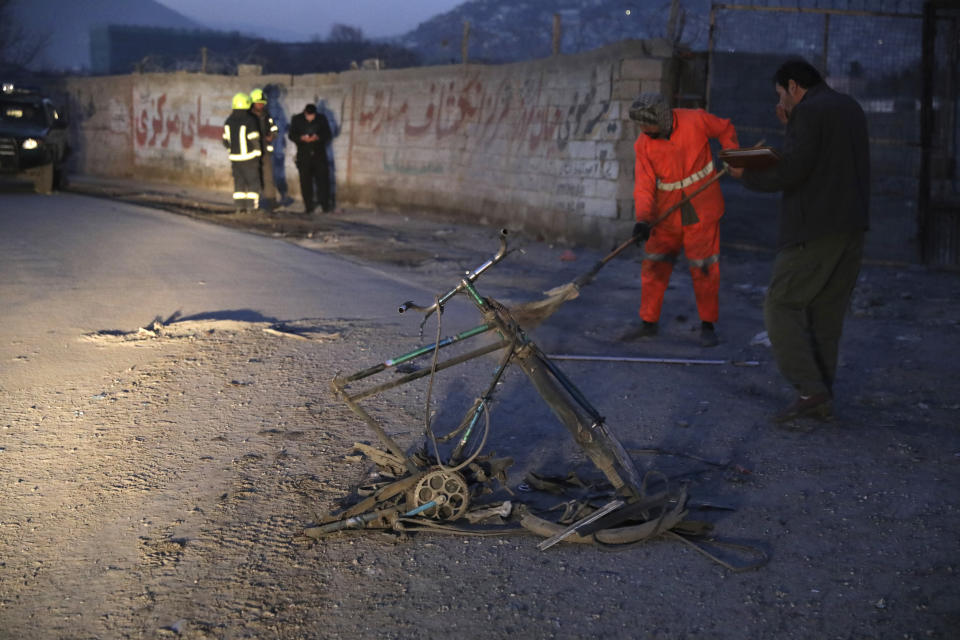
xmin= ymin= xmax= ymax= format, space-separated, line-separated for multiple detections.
xmin=222 ymin=92 xmax=261 ymax=212
xmin=249 ymin=88 xmax=279 ymax=211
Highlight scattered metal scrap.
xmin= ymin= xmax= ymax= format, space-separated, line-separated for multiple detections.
xmin=306 ymin=232 xmax=766 ymax=570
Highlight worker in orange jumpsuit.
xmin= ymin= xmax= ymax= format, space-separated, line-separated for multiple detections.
xmin=624 ymin=93 xmax=738 ymax=347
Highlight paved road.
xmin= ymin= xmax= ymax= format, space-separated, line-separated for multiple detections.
xmin=0 ymin=189 xmax=451 ymax=390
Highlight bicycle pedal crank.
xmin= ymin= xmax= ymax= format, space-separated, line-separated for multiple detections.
xmin=408 ymin=469 xmax=470 ymax=521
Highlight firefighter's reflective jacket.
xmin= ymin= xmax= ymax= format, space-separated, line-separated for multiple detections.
xmin=222 ymin=109 xmax=261 ymax=162
xmin=251 ymin=109 xmax=279 ymax=154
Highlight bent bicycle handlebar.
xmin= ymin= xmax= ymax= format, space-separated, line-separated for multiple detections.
xmin=398 ymin=229 xmax=510 ymax=316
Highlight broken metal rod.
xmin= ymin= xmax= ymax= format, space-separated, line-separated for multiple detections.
xmin=342 ymin=323 xmax=495 ymax=382
xmin=305 ymin=506 xmax=401 ymax=537
xmin=304 ymin=498 xmax=445 ymax=538
xmin=340 ymin=339 xmax=511 ymax=402
xmin=330 ymin=387 xmax=420 ymax=474
xmin=451 ymin=343 xmax=517 ymax=457
xmin=547 ymin=354 xmax=760 ymax=366
xmin=536 ymin=499 xmax=625 ymax=550
xmin=535 ymin=345 xmax=605 ymax=422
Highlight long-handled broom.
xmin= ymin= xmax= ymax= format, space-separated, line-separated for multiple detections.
xmin=511 ymin=165 xmax=730 ymax=328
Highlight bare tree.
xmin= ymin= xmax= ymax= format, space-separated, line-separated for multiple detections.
xmin=328 ymin=23 xmax=364 ymax=43
xmin=0 ymin=0 xmax=49 ymax=68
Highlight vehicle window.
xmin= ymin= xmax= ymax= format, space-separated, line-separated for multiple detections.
xmin=0 ymin=101 xmax=46 ymax=126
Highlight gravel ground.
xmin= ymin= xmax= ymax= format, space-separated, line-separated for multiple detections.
xmin=2 ymin=181 xmax=959 ymax=639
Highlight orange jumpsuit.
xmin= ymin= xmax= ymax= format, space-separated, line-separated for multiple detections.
xmin=633 ymin=109 xmax=738 ymax=324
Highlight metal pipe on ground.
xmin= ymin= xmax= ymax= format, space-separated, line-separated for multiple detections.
xmin=547 ymin=354 xmax=760 ymax=366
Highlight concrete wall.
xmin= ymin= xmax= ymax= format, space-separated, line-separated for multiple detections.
xmin=61 ymin=40 xmax=674 ymax=246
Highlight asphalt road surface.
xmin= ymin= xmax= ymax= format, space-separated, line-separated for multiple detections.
xmin=0 ymin=189 xmax=451 ymax=390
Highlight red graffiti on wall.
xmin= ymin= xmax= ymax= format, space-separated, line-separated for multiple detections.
xmin=358 ymin=88 xmax=407 ymax=134
xmin=354 ymin=72 xmax=609 ymax=156
xmin=466 ymin=79 xmax=514 ymax=147
xmin=402 ymin=83 xmax=436 ymax=137
xmin=520 ymin=105 xmax=561 ymax=152
xmin=435 ymin=78 xmax=480 ymax=138
xmin=135 ymin=93 xmax=220 ymax=150
xmin=356 ymin=78 xmax=484 ymax=140
xmin=195 ymin=97 xmax=224 ymax=142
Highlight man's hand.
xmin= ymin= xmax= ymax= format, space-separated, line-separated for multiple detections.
xmin=632 ymin=221 xmax=651 ymax=245
xmin=775 ymin=103 xmax=789 ymax=125
xmin=727 ymin=165 xmax=744 ymax=179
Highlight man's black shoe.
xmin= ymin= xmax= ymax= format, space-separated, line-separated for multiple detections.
xmin=621 ymin=321 xmax=658 ymax=341
xmin=773 ymin=393 xmax=833 ymax=423
xmin=700 ymin=322 xmax=719 ymax=347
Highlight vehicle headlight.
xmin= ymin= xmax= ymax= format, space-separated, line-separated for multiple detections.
xmin=22 ymin=138 xmax=39 ymax=150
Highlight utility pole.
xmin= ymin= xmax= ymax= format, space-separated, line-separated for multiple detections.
xmin=667 ymin=0 xmax=681 ymax=46
xmin=461 ymin=21 xmax=470 ymax=64
xmin=666 ymin=0 xmax=683 ymax=108
xmin=552 ymin=14 xmax=561 ymax=56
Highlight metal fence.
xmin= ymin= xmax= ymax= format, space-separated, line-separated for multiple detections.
xmin=920 ymin=1 xmax=960 ymax=267
xmin=704 ymin=1 xmax=951 ymax=265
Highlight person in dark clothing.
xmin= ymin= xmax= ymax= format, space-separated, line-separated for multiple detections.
xmin=287 ymin=103 xmax=333 ymax=214
xmin=731 ymin=58 xmax=870 ymax=424
xmin=222 ymin=92 xmax=262 ymax=212
xmin=250 ymin=88 xmax=279 ymax=211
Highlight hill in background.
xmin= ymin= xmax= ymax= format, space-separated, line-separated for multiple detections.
xmin=396 ymin=0 xmax=709 ymax=65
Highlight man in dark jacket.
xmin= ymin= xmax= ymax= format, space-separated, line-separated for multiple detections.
xmin=287 ymin=103 xmax=333 ymax=214
xmin=732 ymin=58 xmax=870 ymax=424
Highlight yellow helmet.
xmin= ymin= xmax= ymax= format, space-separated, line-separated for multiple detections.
xmin=250 ymin=88 xmax=266 ymax=104
xmin=231 ymin=92 xmax=252 ymax=110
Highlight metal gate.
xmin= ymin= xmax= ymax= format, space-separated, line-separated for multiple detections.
xmin=920 ymin=0 xmax=960 ymax=268
xmin=705 ymin=1 xmax=927 ymax=264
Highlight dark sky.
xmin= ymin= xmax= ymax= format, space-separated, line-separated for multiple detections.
xmin=155 ymin=0 xmax=463 ymax=40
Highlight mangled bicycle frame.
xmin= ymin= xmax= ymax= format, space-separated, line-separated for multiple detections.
xmin=319 ymin=231 xmax=649 ymax=539
xmin=311 ymin=231 xmax=769 ymax=570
